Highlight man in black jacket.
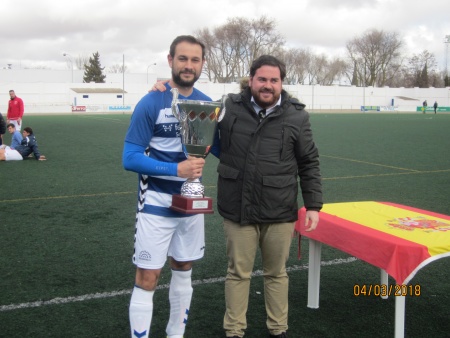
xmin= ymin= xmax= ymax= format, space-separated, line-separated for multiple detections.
xmin=211 ymin=55 xmax=322 ymax=338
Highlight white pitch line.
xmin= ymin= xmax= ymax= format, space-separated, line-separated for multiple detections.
xmin=0 ymin=257 xmax=357 ymax=312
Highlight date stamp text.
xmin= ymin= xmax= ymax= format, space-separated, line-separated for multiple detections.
xmin=353 ymin=284 xmax=421 ymax=297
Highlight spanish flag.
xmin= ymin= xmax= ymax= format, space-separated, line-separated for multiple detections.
xmin=297 ymin=201 xmax=450 ymax=284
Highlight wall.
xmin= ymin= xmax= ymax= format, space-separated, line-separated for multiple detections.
xmin=1 ymin=69 xmax=449 ymax=114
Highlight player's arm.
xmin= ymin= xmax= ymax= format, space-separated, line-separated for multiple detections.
xmin=123 ymin=141 xmax=177 ymax=176
xmin=19 ymin=98 xmax=24 ymax=117
xmin=209 ymin=128 xmax=220 ymax=158
xmin=123 ymin=142 xmax=205 ymax=178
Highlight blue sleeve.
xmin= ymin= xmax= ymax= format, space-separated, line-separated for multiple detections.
xmin=11 ymin=132 xmax=22 ymax=148
xmin=210 ymin=128 xmax=221 ymax=158
xmin=122 ymin=141 xmax=178 ymax=176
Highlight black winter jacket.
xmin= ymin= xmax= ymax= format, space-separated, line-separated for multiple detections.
xmin=216 ymin=88 xmax=322 ymax=225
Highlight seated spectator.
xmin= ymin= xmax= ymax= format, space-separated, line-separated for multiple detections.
xmin=4 ymin=123 xmax=23 ymax=149
xmin=0 ymin=127 xmax=46 ymax=161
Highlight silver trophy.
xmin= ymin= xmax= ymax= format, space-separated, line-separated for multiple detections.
xmin=170 ymin=87 xmax=226 ymax=213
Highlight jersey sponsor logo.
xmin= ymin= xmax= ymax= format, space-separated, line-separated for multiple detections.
xmin=165 ymin=113 xmax=175 ymax=119
xmin=162 ymin=124 xmax=173 ymax=132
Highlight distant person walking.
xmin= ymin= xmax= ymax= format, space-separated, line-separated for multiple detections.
xmin=7 ymin=90 xmax=24 ymax=131
xmin=422 ymin=100 xmax=427 ymax=114
xmin=433 ymin=101 xmax=438 ymax=114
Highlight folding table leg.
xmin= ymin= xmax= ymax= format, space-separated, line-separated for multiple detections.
xmin=395 ymin=295 xmax=406 ymax=338
xmin=380 ymin=269 xmax=389 ymax=300
xmin=307 ymin=239 xmax=322 ymax=309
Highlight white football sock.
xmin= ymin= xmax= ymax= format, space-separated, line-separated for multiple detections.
xmin=166 ymin=269 xmax=193 ymax=338
xmin=129 ymin=286 xmax=154 ymax=338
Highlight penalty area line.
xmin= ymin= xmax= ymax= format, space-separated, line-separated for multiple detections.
xmin=0 ymin=257 xmax=357 ymax=312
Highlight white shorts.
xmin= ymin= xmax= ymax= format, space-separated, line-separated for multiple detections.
xmin=9 ymin=120 xmax=21 ymax=131
xmin=4 ymin=146 xmax=23 ymax=161
xmin=9 ymin=120 xmax=22 ymax=131
xmin=133 ymin=213 xmax=205 ymax=269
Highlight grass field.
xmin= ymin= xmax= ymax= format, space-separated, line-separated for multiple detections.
xmin=0 ymin=113 xmax=449 ymax=338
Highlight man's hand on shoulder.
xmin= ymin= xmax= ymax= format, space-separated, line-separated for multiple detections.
xmin=149 ymin=80 xmax=169 ymax=93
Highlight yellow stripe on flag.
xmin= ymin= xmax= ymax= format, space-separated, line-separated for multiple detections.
xmin=322 ymin=202 xmax=450 ymax=257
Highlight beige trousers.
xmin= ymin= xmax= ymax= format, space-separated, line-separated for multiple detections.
xmin=223 ymin=219 xmax=295 ymax=337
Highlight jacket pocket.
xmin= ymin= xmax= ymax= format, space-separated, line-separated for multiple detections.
xmin=217 ymin=163 xmax=242 ymax=218
xmin=260 ymin=175 xmax=298 ymax=219
xmin=217 ymin=162 xmax=239 ymax=179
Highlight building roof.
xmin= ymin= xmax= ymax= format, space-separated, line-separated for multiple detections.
xmin=69 ymin=88 xmax=127 ymax=94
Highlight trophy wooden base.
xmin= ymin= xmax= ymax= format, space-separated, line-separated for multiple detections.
xmin=170 ymin=194 xmax=214 ymax=214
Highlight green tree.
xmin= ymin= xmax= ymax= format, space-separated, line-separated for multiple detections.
xmin=83 ymin=52 xmax=106 ymax=83
xmin=351 ymin=61 xmax=359 ymax=86
xmin=418 ymin=63 xmax=429 ymax=88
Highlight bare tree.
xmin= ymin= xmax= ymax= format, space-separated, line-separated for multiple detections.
xmin=75 ymin=54 xmax=90 ymax=70
xmin=346 ymin=29 xmax=403 ymax=87
xmin=389 ymin=50 xmax=443 ymax=88
xmin=108 ymin=64 xmax=128 ymax=73
xmin=196 ymin=16 xmax=285 ymax=82
xmin=279 ymin=48 xmax=312 ymax=84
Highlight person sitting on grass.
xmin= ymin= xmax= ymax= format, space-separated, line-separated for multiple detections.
xmin=0 ymin=123 xmax=23 ymax=150
xmin=0 ymin=127 xmax=46 ymax=161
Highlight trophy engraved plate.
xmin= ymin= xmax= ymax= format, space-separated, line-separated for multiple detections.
xmin=170 ymin=88 xmax=226 ymax=214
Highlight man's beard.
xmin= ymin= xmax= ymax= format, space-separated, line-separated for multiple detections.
xmin=251 ymin=88 xmax=280 ymax=108
xmin=172 ymin=69 xmax=199 ymax=88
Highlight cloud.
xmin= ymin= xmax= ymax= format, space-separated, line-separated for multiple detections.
xmin=0 ymin=0 xmax=449 ymax=74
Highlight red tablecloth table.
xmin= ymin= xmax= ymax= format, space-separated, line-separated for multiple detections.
xmin=296 ymin=201 xmax=450 ymax=338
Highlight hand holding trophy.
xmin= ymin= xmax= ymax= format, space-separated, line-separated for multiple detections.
xmin=170 ymin=88 xmax=226 ymax=214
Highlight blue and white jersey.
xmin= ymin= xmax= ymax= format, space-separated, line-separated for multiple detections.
xmin=123 ymin=83 xmax=211 ymax=217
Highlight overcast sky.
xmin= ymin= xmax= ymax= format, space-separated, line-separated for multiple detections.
xmin=1 ymin=0 xmax=449 ymax=78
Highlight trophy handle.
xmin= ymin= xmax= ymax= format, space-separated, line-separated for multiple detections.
xmin=218 ymin=94 xmax=227 ymax=122
xmin=171 ymin=87 xmax=181 ymax=121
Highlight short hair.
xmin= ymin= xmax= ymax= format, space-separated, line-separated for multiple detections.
xmin=7 ymin=123 xmax=15 ymax=129
xmin=169 ymin=35 xmax=206 ymax=60
xmin=9 ymin=90 xmax=15 ymax=93
xmin=249 ymin=55 xmax=286 ymax=81
xmin=24 ymin=127 xmax=33 ymax=134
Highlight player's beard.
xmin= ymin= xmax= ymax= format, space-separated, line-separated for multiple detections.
xmin=172 ymin=69 xmax=199 ymax=88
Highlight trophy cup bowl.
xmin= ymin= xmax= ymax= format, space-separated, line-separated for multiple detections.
xmin=170 ymin=88 xmax=226 ymax=214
